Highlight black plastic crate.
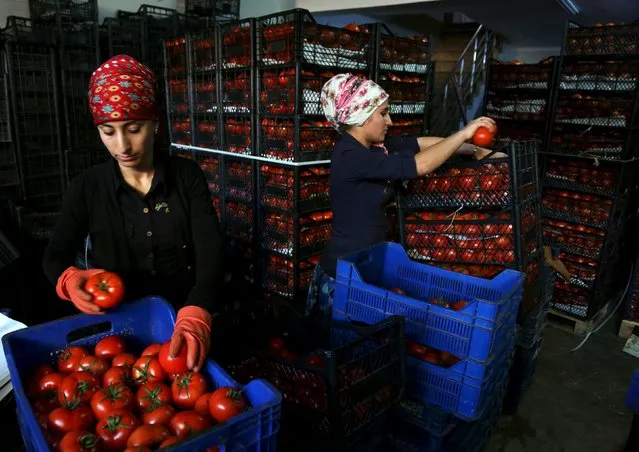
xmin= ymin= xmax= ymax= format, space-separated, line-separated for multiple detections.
xmin=64 ymin=147 xmax=107 ymax=183
xmin=261 ymin=209 xmax=332 ymax=262
xmin=186 ymin=0 xmax=240 ymax=22
xmin=400 ymin=201 xmax=542 ymax=271
xmin=261 ymin=254 xmax=318 ymax=301
xmin=29 ymin=0 xmax=98 ymax=26
xmin=102 ymin=17 xmax=144 ymax=61
xmin=0 ymin=231 xmax=19 ymax=272
xmin=563 ymin=21 xmax=639 ymax=56
xmin=220 ymin=19 xmax=255 ymax=69
xmin=387 ymin=116 xmax=425 ymax=137
xmin=225 ymin=200 xmax=255 ymax=239
xmin=0 ymin=57 xmax=11 ymax=143
xmin=223 ymin=156 xmax=255 ymax=204
xmin=190 ymin=30 xmax=221 ymax=149
xmin=222 ymin=115 xmax=253 ymax=155
xmin=488 ymin=58 xmax=556 ymax=89
xmin=542 ymin=218 xmax=616 ymax=261
xmin=257 ymin=9 xmax=373 ymax=70
xmin=517 ymin=263 xmax=555 ymax=349
xmin=0 ymin=142 xmax=20 ymax=190
xmin=541 ymin=188 xmax=628 ymax=231
xmin=164 ymin=36 xmax=188 ymax=76
xmin=189 ymin=148 xmax=222 ymax=196
xmin=542 ymin=156 xmax=639 ymax=198
xmin=227 ymin=312 xmax=405 ymax=450
xmin=369 ymin=23 xmax=430 ymax=76
xmin=1 ymin=16 xmax=56 ymax=44
xmin=60 ymin=71 xmax=101 ymax=150
xmin=258 ymin=162 xmax=330 ymax=214
xmin=166 ymin=75 xmax=192 ymax=146
xmin=402 ymin=140 xmax=539 ymax=210
xmin=13 ymin=207 xmax=60 ymax=240
xmin=257 ymin=117 xmax=338 ymax=162
xmin=503 ymin=337 xmax=543 ymax=415
xmin=545 ymin=56 xmax=639 ymax=160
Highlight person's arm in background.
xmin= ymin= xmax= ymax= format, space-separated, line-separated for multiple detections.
xmin=169 ymin=160 xmax=224 ymax=372
xmin=43 ymin=177 xmax=105 ymax=314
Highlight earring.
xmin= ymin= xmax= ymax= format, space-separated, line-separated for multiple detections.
xmin=155 ymin=127 xmax=159 ymax=134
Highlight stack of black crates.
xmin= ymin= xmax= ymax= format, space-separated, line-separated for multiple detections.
xmin=541 ymin=21 xmax=639 ymax=322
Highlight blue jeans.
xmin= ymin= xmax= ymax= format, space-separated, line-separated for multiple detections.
xmin=305 ymin=264 xmax=335 ymax=323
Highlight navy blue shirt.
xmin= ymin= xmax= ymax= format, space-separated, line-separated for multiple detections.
xmin=320 ymin=134 xmax=420 ymax=277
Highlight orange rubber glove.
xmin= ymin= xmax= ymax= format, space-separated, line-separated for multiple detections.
xmin=56 ymin=266 xmax=106 ymax=315
xmin=169 ymin=306 xmax=212 ymax=372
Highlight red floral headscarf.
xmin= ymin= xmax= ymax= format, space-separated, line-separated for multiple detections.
xmin=88 ymin=55 xmax=158 ymax=125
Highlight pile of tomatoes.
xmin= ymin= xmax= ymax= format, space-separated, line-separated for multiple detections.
xmin=26 ymin=336 xmax=249 ymax=451
xmin=544 ymin=158 xmax=615 ymax=194
xmin=264 ymin=255 xmax=317 ymax=296
xmin=406 ymin=340 xmax=462 ymax=367
xmin=225 ymin=202 xmax=253 ymax=225
xmin=389 ymin=288 xmax=469 ymax=311
xmin=542 ymin=189 xmax=612 ymax=227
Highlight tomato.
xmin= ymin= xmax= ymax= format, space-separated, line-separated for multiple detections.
xmin=58 ymin=347 xmax=90 ymax=374
xmin=305 ymin=354 xmax=324 ymax=368
xmin=39 ymin=372 xmax=65 ymax=399
xmin=97 ymin=409 xmax=141 ymax=450
xmin=33 ymin=396 xmax=60 ymax=414
xmin=112 ymin=353 xmax=137 ymax=369
xmin=472 ymin=126 xmax=496 ymax=147
xmin=136 ymin=383 xmax=171 ymax=412
xmin=84 ymin=271 xmax=125 ymax=309
xmin=58 ymin=372 xmax=99 ymax=405
xmin=389 ymin=287 xmax=405 ymax=295
xmin=407 ymin=341 xmax=428 ymax=359
xmin=27 ymin=364 xmax=56 ymax=399
xmin=127 ymin=425 xmax=171 ymax=449
xmin=169 ymin=411 xmax=212 ymax=438
xmin=48 ymin=404 xmax=95 ymax=437
xmin=103 ymin=366 xmax=133 ymax=387
xmin=91 ymin=384 xmax=135 ymax=419
xmin=132 ymin=357 xmax=166 ymax=386
xmin=268 ymin=338 xmax=284 ymax=356
xmin=208 ymin=387 xmax=248 ymax=423
xmin=194 ymin=393 xmax=213 ymax=417
xmin=424 ymin=351 xmax=441 ymax=365
xmin=141 ymin=344 xmax=162 ymax=358
xmin=160 ymin=436 xmax=182 ymax=448
xmin=142 ymin=405 xmax=175 ymax=426
xmin=95 ymin=336 xmax=126 ymax=360
xmin=158 ymin=341 xmax=188 ymax=375
xmin=452 ymin=301 xmax=469 ymax=311
xmin=58 ymin=430 xmax=100 ymax=452
xmin=79 ymin=356 xmax=109 ymax=376
xmin=171 ymin=372 xmax=208 ymax=409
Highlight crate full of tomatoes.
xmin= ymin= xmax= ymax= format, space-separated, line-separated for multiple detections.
xmin=2 ymin=298 xmax=282 ymax=451
xmin=563 ymin=21 xmax=639 ymax=56
xmin=262 ymin=254 xmax=319 ymax=300
xmin=258 ymin=162 xmax=330 ymax=213
xmin=258 ymin=117 xmax=339 ymax=162
xmin=403 ymin=140 xmax=539 ymax=209
xmin=226 ymin=311 xmax=405 ymax=449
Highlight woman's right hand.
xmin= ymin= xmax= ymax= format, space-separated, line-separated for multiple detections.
xmin=461 ymin=117 xmax=497 ymax=141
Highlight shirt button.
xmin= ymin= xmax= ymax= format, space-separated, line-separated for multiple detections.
xmin=146 ymin=231 xmax=153 ymax=237
xmin=187 ymin=265 xmax=192 ymax=271
xmin=143 ymin=208 xmax=149 ymax=214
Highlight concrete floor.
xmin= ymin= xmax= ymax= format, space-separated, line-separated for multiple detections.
xmin=486 ymin=325 xmax=638 ymax=452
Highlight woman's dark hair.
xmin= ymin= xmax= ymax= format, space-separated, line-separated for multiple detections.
xmin=337 ymin=124 xmax=353 ymax=135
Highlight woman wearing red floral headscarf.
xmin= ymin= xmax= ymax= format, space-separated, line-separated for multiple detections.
xmin=307 ymin=73 xmax=500 ymax=318
xmin=43 ymin=55 xmax=223 ymax=372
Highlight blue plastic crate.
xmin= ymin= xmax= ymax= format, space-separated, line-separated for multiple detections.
xmin=2 ymin=297 xmax=282 ymax=452
xmin=334 ymin=242 xmax=525 ymax=363
xmin=626 ymin=369 xmax=639 ymax=414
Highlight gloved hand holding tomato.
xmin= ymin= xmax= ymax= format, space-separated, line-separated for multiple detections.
xmin=56 ymin=267 xmax=125 ymax=315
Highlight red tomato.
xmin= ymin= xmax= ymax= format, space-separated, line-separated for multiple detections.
xmin=84 ymin=271 xmax=125 ymax=309
xmin=472 ymin=126 xmax=496 ymax=147
xmin=58 ymin=430 xmax=100 ymax=452
xmin=158 ymin=341 xmax=188 ymax=375
xmin=305 ymin=354 xmax=324 ymax=368
xmin=33 ymin=396 xmax=60 ymax=414
xmin=58 ymin=372 xmax=99 ymax=405
xmin=79 ymin=356 xmax=109 ymax=376
xmin=103 ymin=366 xmax=132 ymax=387
xmin=27 ymin=364 xmax=56 ymax=399
xmin=390 ymin=287 xmax=406 ymax=295
xmin=123 ymin=448 xmax=152 ymax=452
xmin=95 ymin=336 xmax=126 ymax=360
xmin=268 ymin=338 xmax=284 ymax=356
xmin=136 ymin=383 xmax=171 ymax=412
xmin=112 ymin=353 xmax=137 ymax=369
xmin=91 ymin=384 xmax=134 ymax=419
xmin=97 ymin=409 xmax=141 ymax=450
xmin=208 ymin=387 xmax=248 ymax=423
xmin=126 ymin=425 xmax=171 ymax=449
xmin=132 ymin=357 xmax=166 ymax=386
xmin=48 ymin=405 xmax=95 ymax=437
xmin=142 ymin=405 xmax=175 ymax=426
xmin=39 ymin=372 xmax=64 ymax=399
xmin=171 ymin=372 xmax=208 ymax=409
xmin=57 ymin=347 xmax=90 ymax=374
xmin=169 ymin=411 xmax=212 ymax=438
xmin=160 ymin=436 xmax=182 ymax=448
xmin=194 ymin=393 xmax=213 ymax=417
xmin=141 ymin=344 xmax=162 ymax=358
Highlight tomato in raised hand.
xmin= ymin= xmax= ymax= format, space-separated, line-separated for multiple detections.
xmin=132 ymin=357 xmax=166 ymax=386
xmin=58 ymin=430 xmax=101 ymax=452
xmin=142 ymin=405 xmax=175 ymax=426
xmin=58 ymin=371 xmax=99 ymax=405
xmin=169 ymin=411 xmax=212 ymax=438
xmin=91 ymin=384 xmax=135 ymax=419
xmin=84 ymin=271 xmax=125 ymax=309
xmin=48 ymin=404 xmax=95 ymax=437
xmin=97 ymin=409 xmax=141 ymax=450
xmin=95 ymin=336 xmax=126 ymax=360
xmin=171 ymin=372 xmax=208 ymax=410
xmin=208 ymin=387 xmax=248 ymax=423
xmin=472 ymin=126 xmax=496 ymax=147
xmin=126 ymin=424 xmax=171 ymax=449
xmin=136 ymin=383 xmax=171 ymax=412
xmin=57 ymin=347 xmax=90 ymax=374
xmin=158 ymin=341 xmax=188 ymax=375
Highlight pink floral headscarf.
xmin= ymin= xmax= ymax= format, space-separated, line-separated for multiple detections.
xmin=320 ymin=73 xmax=389 ymax=131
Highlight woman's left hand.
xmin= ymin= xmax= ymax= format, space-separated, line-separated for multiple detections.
xmin=169 ymin=306 xmax=212 ymax=372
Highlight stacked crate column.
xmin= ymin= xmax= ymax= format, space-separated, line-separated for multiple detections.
xmin=190 ymin=29 xmax=220 ymax=150
xmin=165 ymin=36 xmax=192 ymax=147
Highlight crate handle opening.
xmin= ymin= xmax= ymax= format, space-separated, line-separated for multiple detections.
xmin=66 ymin=321 xmax=113 ymax=344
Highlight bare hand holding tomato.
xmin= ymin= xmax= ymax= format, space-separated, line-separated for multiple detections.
xmin=460 ymin=117 xmax=497 ymax=142
xmin=84 ymin=271 xmax=125 ymax=310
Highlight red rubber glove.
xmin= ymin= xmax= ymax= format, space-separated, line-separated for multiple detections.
xmin=169 ymin=306 xmax=212 ymax=372
xmin=56 ymin=266 xmax=106 ymax=315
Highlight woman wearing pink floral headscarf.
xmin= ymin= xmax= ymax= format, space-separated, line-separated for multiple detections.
xmin=306 ymin=73 xmax=498 ymax=319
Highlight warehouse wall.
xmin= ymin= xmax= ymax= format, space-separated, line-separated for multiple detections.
xmin=498 ymin=44 xmax=560 ymax=63
xmin=240 ymin=0 xmax=295 ymax=19
xmin=0 ymin=0 xmax=29 ymax=28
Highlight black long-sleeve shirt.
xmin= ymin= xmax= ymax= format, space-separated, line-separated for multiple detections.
xmin=43 ymin=154 xmax=224 ymax=313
